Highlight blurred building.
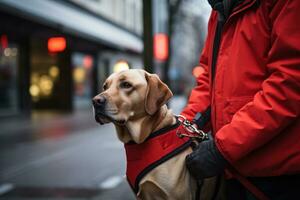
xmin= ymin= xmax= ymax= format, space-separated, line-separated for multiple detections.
xmin=0 ymin=0 xmax=143 ymax=118
xmin=168 ymin=0 xmax=210 ymax=95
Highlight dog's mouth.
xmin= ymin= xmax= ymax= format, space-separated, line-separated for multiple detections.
xmin=95 ymin=111 xmax=126 ymax=126
xmin=95 ymin=112 xmax=111 ymax=125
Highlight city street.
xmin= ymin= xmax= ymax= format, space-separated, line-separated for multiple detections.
xmin=0 ymin=109 xmax=135 ymax=200
xmin=0 ymin=96 xmax=186 ymax=200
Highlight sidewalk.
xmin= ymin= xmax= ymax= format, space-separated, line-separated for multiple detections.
xmin=0 ymin=124 xmax=134 ymax=200
xmin=0 ymin=108 xmax=98 ymax=148
xmin=0 ymin=108 xmax=134 ymax=200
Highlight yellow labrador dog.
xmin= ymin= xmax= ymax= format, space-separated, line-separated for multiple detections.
xmin=92 ymin=69 xmax=222 ymax=200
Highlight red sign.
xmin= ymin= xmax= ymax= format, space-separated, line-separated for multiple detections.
xmin=0 ymin=34 xmax=8 ymax=49
xmin=83 ymin=55 xmax=93 ymax=69
xmin=154 ymin=33 xmax=168 ymax=61
xmin=48 ymin=37 xmax=66 ymax=53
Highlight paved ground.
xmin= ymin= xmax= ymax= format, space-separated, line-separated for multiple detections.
xmin=0 ymin=96 xmax=187 ymax=200
xmin=0 ymin=110 xmax=134 ymax=200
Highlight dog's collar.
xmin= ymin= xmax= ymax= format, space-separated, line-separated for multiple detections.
xmin=124 ymin=118 xmax=193 ymax=194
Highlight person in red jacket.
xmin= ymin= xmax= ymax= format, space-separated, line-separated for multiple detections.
xmin=182 ymin=0 xmax=300 ymax=199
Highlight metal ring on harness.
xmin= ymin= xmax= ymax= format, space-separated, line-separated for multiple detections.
xmin=176 ymin=115 xmax=208 ymax=142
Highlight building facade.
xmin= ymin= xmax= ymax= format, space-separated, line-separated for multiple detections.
xmin=0 ymin=0 xmax=143 ymax=118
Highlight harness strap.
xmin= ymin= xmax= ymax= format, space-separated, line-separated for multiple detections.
xmin=125 ymin=121 xmax=192 ymax=194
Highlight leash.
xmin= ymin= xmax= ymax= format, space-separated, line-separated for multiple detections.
xmin=227 ymin=166 xmax=270 ymax=200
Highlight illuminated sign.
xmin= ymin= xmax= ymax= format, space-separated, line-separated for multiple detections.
xmin=154 ymin=33 xmax=168 ymax=61
xmin=83 ymin=55 xmax=93 ymax=69
xmin=48 ymin=37 xmax=66 ymax=53
xmin=0 ymin=34 xmax=8 ymax=49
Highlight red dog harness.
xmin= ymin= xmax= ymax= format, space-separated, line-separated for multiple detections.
xmin=124 ymin=120 xmax=193 ymax=194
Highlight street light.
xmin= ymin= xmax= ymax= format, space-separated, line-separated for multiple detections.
xmin=154 ymin=33 xmax=168 ymax=61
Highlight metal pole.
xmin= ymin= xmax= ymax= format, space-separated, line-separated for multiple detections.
xmin=143 ymin=0 xmax=153 ymax=73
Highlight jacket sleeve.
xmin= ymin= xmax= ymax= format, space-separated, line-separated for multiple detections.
xmin=215 ymin=0 xmax=300 ymax=163
xmin=180 ymin=12 xmax=216 ymax=120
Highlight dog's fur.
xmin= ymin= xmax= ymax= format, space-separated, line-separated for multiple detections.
xmin=93 ymin=69 xmax=223 ymax=200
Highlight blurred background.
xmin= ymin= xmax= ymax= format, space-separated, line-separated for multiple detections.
xmin=0 ymin=0 xmax=210 ymax=199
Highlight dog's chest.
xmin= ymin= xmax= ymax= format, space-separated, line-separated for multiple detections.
xmin=124 ymin=122 xmax=193 ymax=195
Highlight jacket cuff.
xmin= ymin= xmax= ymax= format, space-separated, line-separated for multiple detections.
xmin=215 ymin=137 xmax=234 ymax=165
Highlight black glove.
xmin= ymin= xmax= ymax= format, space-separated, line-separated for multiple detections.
xmin=186 ymin=135 xmax=227 ymax=179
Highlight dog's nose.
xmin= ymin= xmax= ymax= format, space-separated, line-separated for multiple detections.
xmin=92 ymin=95 xmax=106 ymax=107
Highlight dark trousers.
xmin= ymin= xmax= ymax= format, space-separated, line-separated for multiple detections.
xmin=226 ymin=175 xmax=300 ymax=200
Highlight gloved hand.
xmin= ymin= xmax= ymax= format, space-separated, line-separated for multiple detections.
xmin=186 ymin=135 xmax=227 ymax=179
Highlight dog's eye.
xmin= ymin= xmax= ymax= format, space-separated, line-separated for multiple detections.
xmin=120 ymin=81 xmax=132 ymax=89
xmin=103 ymin=83 xmax=108 ymax=91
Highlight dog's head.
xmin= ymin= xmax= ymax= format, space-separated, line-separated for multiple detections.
xmin=93 ymin=69 xmax=173 ymax=143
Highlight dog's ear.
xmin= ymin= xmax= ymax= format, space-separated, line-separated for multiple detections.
xmin=144 ymin=72 xmax=173 ymax=115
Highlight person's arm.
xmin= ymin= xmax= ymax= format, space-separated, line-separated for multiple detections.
xmin=180 ymin=12 xmax=217 ymax=120
xmin=215 ymin=0 xmax=300 ymax=164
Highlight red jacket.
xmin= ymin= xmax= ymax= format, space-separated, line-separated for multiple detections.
xmin=181 ymin=0 xmax=300 ymax=177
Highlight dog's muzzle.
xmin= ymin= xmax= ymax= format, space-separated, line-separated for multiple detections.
xmin=92 ymin=95 xmax=108 ymax=124
xmin=92 ymin=95 xmax=126 ymax=125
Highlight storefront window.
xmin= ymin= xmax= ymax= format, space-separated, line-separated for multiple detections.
xmin=30 ymin=38 xmax=60 ymax=107
xmin=72 ymin=52 xmax=94 ymax=109
xmin=0 ymin=36 xmax=19 ymax=116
